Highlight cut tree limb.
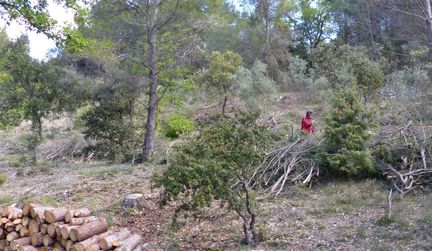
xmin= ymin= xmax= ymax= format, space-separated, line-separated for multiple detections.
xmin=70 ymin=220 xmax=108 ymax=242
xmin=114 ymin=234 xmax=141 ymax=251
xmin=98 ymin=229 xmax=130 ymax=250
xmin=45 ymin=209 xmax=69 ymax=224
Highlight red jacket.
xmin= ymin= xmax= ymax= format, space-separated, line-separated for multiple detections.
xmin=301 ymin=117 xmax=314 ymax=133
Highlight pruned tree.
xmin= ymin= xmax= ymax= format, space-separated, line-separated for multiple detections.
xmin=154 ymin=111 xmax=273 ymax=245
xmin=87 ymin=0 xmax=208 ymax=161
xmin=202 ymin=50 xmax=242 ymax=115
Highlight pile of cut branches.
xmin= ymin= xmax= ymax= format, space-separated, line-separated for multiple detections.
xmin=375 ymin=121 xmax=432 ymax=195
xmin=250 ymin=135 xmax=320 ymax=197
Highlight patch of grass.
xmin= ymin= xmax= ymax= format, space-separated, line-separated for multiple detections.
xmin=0 ymin=195 xmax=14 ymax=206
xmin=2 ymin=154 xmax=28 ymax=168
xmin=0 ymin=173 xmax=7 ymax=185
xmin=356 ymin=225 xmax=367 ymax=239
xmin=257 ymin=221 xmax=269 ymax=241
xmin=78 ymin=165 xmax=133 ymax=179
xmin=377 ymin=215 xmax=393 ymax=226
xmin=39 ymin=196 xmax=59 ymax=207
xmin=38 ymin=161 xmax=53 ymax=174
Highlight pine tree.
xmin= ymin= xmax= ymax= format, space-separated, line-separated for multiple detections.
xmin=322 ymin=87 xmax=375 ymax=178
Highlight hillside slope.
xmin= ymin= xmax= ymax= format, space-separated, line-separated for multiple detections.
xmin=1 ymin=158 xmax=431 ymax=250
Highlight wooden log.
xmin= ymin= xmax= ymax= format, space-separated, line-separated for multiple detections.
xmin=42 ymin=236 xmax=54 ymax=247
xmin=60 ymin=226 xmax=77 ymax=240
xmin=7 ymin=206 xmax=22 ymax=221
xmin=0 ymin=207 xmax=9 ymax=217
xmin=65 ymin=240 xmax=74 ymax=251
xmin=30 ymin=206 xmax=53 ymax=220
xmin=40 ymin=225 xmax=48 ymax=235
xmin=38 ymin=247 xmax=52 ymax=251
xmin=52 ymin=247 xmax=65 ymax=251
xmin=6 ymin=222 xmax=15 ymax=228
xmin=19 ymin=228 xmax=30 ymax=238
xmin=113 ymin=234 xmax=141 ymax=251
xmin=10 ymin=237 xmax=31 ymax=251
xmin=72 ymin=231 xmax=113 ymax=251
xmin=0 ymin=229 xmax=5 ymax=239
xmin=53 ymin=243 xmax=62 ymax=250
xmin=4 ymin=245 xmax=12 ymax=251
xmin=22 ymin=203 xmax=35 ymax=217
xmin=44 ymin=209 xmax=68 ymax=224
xmin=68 ymin=217 xmax=97 ymax=226
xmin=7 ymin=232 xmax=20 ymax=242
xmin=47 ymin=223 xmax=65 ymax=238
xmin=28 ymin=220 xmax=39 ymax=235
xmin=72 ymin=209 xmax=90 ymax=219
xmin=83 ymin=244 xmax=98 ymax=251
xmin=21 ymin=218 xmax=30 ymax=227
xmin=0 ymin=240 xmax=8 ymax=250
xmin=13 ymin=219 xmax=22 ymax=225
xmin=99 ymin=229 xmax=130 ymax=250
xmin=17 ymin=245 xmax=38 ymax=251
xmin=1 ymin=217 xmax=9 ymax=226
xmin=15 ymin=225 xmax=23 ymax=232
xmin=30 ymin=233 xmax=43 ymax=247
xmin=55 ymin=224 xmax=67 ymax=239
xmin=69 ymin=220 xmax=108 ymax=242
xmin=60 ymin=238 xmax=67 ymax=248
xmin=63 ymin=212 xmax=74 ymax=224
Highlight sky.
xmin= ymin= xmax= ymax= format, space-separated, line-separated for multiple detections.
xmin=1 ymin=3 xmax=75 ymax=60
xmin=2 ymin=0 xmax=242 ymax=60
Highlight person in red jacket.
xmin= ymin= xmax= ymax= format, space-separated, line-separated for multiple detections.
xmin=301 ymin=111 xmax=314 ymax=134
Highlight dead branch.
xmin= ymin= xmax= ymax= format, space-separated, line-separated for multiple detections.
xmin=251 ymin=135 xmax=320 ymax=198
xmin=375 ymin=121 xmax=432 ymax=195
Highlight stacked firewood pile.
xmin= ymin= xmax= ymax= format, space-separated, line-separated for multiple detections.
xmin=1 ymin=203 xmax=143 ymax=251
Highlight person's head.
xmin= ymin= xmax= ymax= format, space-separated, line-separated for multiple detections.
xmin=306 ymin=111 xmax=313 ymax=119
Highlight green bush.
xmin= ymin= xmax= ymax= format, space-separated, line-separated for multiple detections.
xmin=82 ymin=102 xmax=135 ymax=162
xmin=162 ymin=114 xmax=195 ymax=139
xmin=154 ymin=111 xmax=273 ymax=244
xmin=321 ymin=87 xmax=375 ymax=178
xmin=0 ymin=173 xmax=7 ymax=185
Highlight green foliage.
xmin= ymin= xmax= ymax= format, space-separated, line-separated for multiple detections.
xmin=313 ymin=43 xmax=384 ymax=101
xmin=292 ymin=0 xmax=333 ymax=58
xmin=82 ymin=102 xmax=134 ymax=162
xmin=155 ymin=111 xmax=271 ymax=209
xmin=203 ymin=51 xmax=242 ymax=109
xmin=321 ymin=87 xmax=375 ymax=178
xmin=0 ymin=173 xmax=7 ymax=185
xmin=162 ymin=113 xmax=195 ymax=139
xmin=154 ymin=111 xmax=272 ymax=243
xmin=232 ymin=60 xmax=277 ymax=105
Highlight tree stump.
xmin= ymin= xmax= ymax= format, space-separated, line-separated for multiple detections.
xmin=121 ymin=194 xmax=145 ymax=213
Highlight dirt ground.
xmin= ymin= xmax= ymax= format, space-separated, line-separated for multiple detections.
xmin=1 ymin=155 xmax=432 ymax=251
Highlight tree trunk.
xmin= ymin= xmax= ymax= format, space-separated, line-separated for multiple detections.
xmin=142 ymin=15 xmax=159 ymax=161
xmin=424 ymin=0 xmax=432 ymax=56
xmin=222 ymin=96 xmax=228 ymax=116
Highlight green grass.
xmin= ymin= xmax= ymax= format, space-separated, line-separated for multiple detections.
xmin=39 ymin=196 xmax=59 ymax=207
xmin=0 ymin=173 xmax=7 ymax=185
xmin=0 ymin=195 xmax=14 ymax=206
xmin=77 ymin=165 xmax=133 ymax=178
